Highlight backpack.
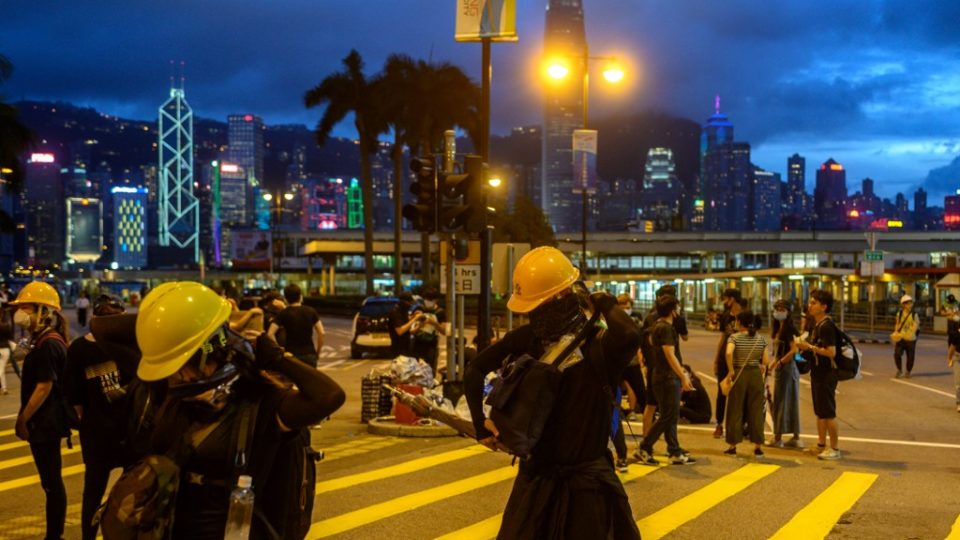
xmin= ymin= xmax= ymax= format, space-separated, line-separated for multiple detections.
xmin=485 ymin=312 xmax=602 ymax=459
xmin=255 ymin=428 xmax=321 ymax=540
xmin=834 ymin=327 xmax=862 ymax=381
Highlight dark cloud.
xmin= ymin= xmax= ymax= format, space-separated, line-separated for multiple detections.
xmin=2 ymin=0 xmax=959 ymax=200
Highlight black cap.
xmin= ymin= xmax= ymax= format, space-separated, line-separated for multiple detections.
xmin=722 ymin=288 xmax=742 ymax=301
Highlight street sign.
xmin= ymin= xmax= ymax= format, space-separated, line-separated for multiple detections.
xmin=440 ymin=264 xmax=481 ymax=295
xmin=491 ymin=243 xmax=531 ymax=295
xmin=860 ymin=260 xmax=885 ymax=276
xmin=865 ymin=250 xmax=884 ymax=261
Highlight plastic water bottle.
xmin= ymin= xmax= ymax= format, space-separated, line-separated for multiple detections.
xmin=224 ymin=475 xmax=254 ymax=540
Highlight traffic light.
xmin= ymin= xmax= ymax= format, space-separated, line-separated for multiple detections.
xmin=402 ymin=156 xmax=437 ymax=233
xmin=438 ymin=154 xmax=486 ymax=233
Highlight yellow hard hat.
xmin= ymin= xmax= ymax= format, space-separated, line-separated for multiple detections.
xmin=136 ymin=281 xmax=232 ymax=381
xmin=506 ymin=246 xmax=579 ymax=313
xmin=10 ymin=281 xmax=61 ymax=311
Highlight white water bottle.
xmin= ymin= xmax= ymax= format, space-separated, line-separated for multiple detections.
xmin=224 ymin=475 xmax=254 ymax=540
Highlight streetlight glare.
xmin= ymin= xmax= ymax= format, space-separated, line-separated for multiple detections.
xmin=488 ymin=176 xmax=502 ymax=188
xmin=546 ymin=61 xmax=570 ymax=80
xmin=262 ymin=193 xmax=273 ymax=201
xmin=603 ymin=65 xmax=625 ymax=83
xmin=283 ymin=192 xmax=294 ymax=201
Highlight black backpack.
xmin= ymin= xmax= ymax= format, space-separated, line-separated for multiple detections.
xmin=255 ymin=427 xmax=320 ymax=540
xmin=834 ymin=327 xmax=862 ymax=381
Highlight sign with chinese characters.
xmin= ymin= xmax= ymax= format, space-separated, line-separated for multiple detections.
xmin=440 ymin=264 xmax=481 ymax=295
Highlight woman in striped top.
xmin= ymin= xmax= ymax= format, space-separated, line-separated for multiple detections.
xmin=723 ymin=310 xmax=771 ymax=457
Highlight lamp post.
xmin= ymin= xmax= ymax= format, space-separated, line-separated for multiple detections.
xmin=262 ymin=190 xmax=295 ymax=286
xmin=546 ymin=50 xmax=624 ymax=275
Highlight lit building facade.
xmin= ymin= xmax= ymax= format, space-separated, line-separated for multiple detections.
xmin=226 ymin=114 xmax=265 ymax=229
xmin=638 ymin=147 xmax=683 ymax=230
xmin=112 ymin=187 xmax=148 ymax=269
xmin=541 ymin=0 xmax=586 ymax=233
xmin=158 ymin=86 xmax=199 ymax=263
xmin=814 ymin=158 xmax=848 ymax=229
xmin=945 ymin=195 xmax=960 ymax=231
xmin=752 ymin=167 xmax=782 ymax=231
xmin=24 ymin=153 xmax=66 ymax=267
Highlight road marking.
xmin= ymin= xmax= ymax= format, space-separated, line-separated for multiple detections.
xmin=946 ymin=512 xmax=960 ymax=540
xmin=316 ymin=445 xmax=487 ymax=494
xmin=0 ymin=428 xmax=14 ymax=437
xmin=890 ymin=377 xmax=954 ymax=398
xmin=637 ymin=463 xmax=780 ymax=540
xmin=0 ymin=446 xmax=81 ymax=471
xmin=320 ymin=360 xmax=346 ymax=370
xmin=769 ymin=472 xmax=877 ymax=539
xmin=0 ymin=440 xmax=28 ymax=452
xmin=0 ymin=414 xmax=16 ymax=420
xmin=321 ymin=436 xmax=407 ymax=463
xmin=0 ymin=463 xmax=85 ymax=493
xmin=306 ymin=467 xmax=516 ymax=539
xmin=432 ymin=461 xmax=663 ymax=540
xmin=860 ymin=370 xmax=874 ymax=376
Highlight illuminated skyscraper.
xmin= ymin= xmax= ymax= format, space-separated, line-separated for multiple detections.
xmin=786 ymin=153 xmax=805 ymax=217
xmin=158 ymin=85 xmax=199 ymax=263
xmin=113 ymin=187 xmax=148 ymax=269
xmin=542 ymin=0 xmax=586 ymax=232
xmin=638 ymin=147 xmax=682 ymax=230
xmin=226 ymin=114 xmax=265 ymax=228
xmin=699 ymin=97 xmax=738 ymax=230
xmin=752 ymin=166 xmax=781 ymax=231
xmin=24 ymin=152 xmax=65 ymax=266
xmin=814 ymin=158 xmax=848 ymax=229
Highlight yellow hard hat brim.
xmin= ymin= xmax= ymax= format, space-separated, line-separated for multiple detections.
xmin=506 ymin=269 xmax=579 ymax=314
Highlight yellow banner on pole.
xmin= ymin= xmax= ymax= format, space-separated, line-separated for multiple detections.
xmin=455 ymin=0 xmax=518 ymax=42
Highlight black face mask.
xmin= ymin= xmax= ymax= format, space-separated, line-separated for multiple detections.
xmin=529 ymin=293 xmax=587 ymax=342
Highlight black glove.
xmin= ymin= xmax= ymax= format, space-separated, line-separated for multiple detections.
xmin=255 ymin=333 xmax=286 ymax=371
xmin=589 ymin=291 xmax=617 ymax=315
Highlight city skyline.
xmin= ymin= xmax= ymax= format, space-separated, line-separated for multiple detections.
xmin=3 ymin=1 xmax=960 ymax=202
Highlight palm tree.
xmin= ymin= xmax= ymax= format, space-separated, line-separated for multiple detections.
xmin=304 ymin=50 xmax=384 ymax=296
xmin=376 ymin=56 xmax=481 ymax=286
xmin=0 ymin=54 xmax=33 ymax=232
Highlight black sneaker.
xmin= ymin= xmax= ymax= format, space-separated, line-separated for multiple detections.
xmin=754 ymin=448 xmax=765 ymax=459
xmin=615 ymin=458 xmax=629 ymax=473
xmin=636 ymin=448 xmax=658 ymax=466
xmin=670 ymin=453 xmax=697 ymax=465
xmin=723 ymin=447 xmax=737 ymax=456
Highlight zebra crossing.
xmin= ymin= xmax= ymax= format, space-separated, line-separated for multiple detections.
xmin=0 ymin=426 xmax=956 ymax=539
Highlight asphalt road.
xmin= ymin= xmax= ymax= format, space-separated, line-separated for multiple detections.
xmin=0 ymin=313 xmax=959 ymax=539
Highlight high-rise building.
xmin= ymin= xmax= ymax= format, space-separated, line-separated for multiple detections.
xmin=915 ymin=187 xmax=929 ymax=229
xmin=158 ymin=85 xmax=199 ymax=263
xmin=24 ymin=152 xmax=65 ymax=266
xmin=814 ymin=158 xmax=847 ymax=229
xmin=752 ymin=166 xmax=781 ymax=231
xmin=541 ymin=0 xmax=586 ymax=233
xmin=66 ymin=197 xmax=103 ymax=263
xmin=638 ymin=147 xmax=683 ymax=230
xmin=786 ymin=153 xmax=805 ymax=217
xmin=112 ymin=187 xmax=148 ymax=269
xmin=226 ymin=114 xmax=265 ymax=227
xmin=219 ymin=162 xmax=248 ymax=227
xmin=945 ymin=194 xmax=960 ymax=231
xmin=699 ymin=99 xmax=747 ymax=231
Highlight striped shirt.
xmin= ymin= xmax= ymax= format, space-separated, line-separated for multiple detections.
xmin=729 ymin=332 xmax=767 ymax=370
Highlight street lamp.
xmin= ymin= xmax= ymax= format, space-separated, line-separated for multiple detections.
xmin=263 ymin=189 xmax=296 ymax=285
xmin=545 ymin=51 xmax=625 ymax=275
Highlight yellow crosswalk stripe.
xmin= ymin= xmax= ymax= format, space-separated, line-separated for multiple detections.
xmin=0 ymin=428 xmax=15 ymax=437
xmin=0 ymin=463 xmax=85 ymax=493
xmin=638 ymin=463 xmax=779 ymax=540
xmin=306 ymin=466 xmax=516 ymax=539
xmin=433 ymin=462 xmax=664 ymax=540
xmin=769 ymin=471 xmax=878 ymax=540
xmin=0 ymin=439 xmax=29 ymax=452
xmin=316 ymin=445 xmax=488 ymax=494
xmin=320 ymin=436 xmax=405 ymax=462
xmin=946 ymin=513 xmax=960 ymax=540
xmin=0 ymin=445 xmax=81 ymax=471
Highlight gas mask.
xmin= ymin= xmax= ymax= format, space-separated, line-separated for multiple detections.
xmin=168 ymin=327 xmax=255 ymax=419
xmin=620 ymin=307 xmax=632 ymax=316
xmin=13 ymin=309 xmax=32 ymax=329
xmin=773 ymin=311 xmax=789 ymax=321
xmin=529 ymin=291 xmax=587 ymax=343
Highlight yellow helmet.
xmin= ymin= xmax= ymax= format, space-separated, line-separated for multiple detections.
xmin=506 ymin=246 xmax=579 ymax=314
xmin=10 ymin=281 xmax=61 ymax=311
xmin=136 ymin=281 xmax=232 ymax=381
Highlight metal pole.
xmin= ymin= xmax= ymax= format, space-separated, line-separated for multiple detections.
xmin=506 ymin=244 xmax=514 ymax=332
xmin=476 ymin=38 xmax=493 ymax=350
xmin=869 ymin=232 xmax=876 ymax=339
xmin=458 ymin=293 xmax=466 ymax=379
xmin=580 ymin=46 xmax=590 ymax=276
xmin=446 ymin=235 xmax=457 ymax=381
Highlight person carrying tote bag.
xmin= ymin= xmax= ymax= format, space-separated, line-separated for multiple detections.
xmin=722 ymin=310 xmax=770 ymax=458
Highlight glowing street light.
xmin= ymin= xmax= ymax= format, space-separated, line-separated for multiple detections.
xmin=546 ymin=61 xmax=570 ymax=80
xmin=602 ymin=65 xmax=625 ymax=83
xmin=283 ymin=192 xmax=295 ymax=201
xmin=487 ymin=176 xmax=502 ymax=188
xmin=262 ymin=192 xmax=273 ymax=202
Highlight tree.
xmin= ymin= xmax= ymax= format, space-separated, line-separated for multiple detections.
xmin=493 ymin=196 xmax=557 ymax=248
xmin=304 ymin=50 xmax=384 ymax=295
xmin=0 ymin=55 xmax=33 ymax=232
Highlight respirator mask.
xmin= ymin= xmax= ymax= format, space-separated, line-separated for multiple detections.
xmin=168 ymin=326 xmax=257 ymax=420
xmin=13 ymin=309 xmax=32 ymax=329
xmin=773 ymin=311 xmax=789 ymax=321
xmin=529 ymin=288 xmax=587 ymax=343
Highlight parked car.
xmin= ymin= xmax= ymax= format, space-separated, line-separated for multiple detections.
xmin=351 ymin=296 xmax=399 ymax=358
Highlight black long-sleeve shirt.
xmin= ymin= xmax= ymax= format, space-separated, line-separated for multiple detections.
xmin=465 ymin=305 xmax=640 ymax=465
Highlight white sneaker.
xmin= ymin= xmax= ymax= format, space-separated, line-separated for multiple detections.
xmin=818 ymin=448 xmax=841 ymax=460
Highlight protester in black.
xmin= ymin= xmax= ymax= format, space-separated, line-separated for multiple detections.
xmin=268 ymin=284 xmax=324 ymax=368
xmin=388 ymin=292 xmax=420 ymax=358
xmin=65 ymin=296 xmax=132 ymax=540
xmin=410 ymin=289 xmax=446 ymax=376
xmin=464 ymin=247 xmax=641 ymax=539
xmin=12 ymin=282 xmax=70 ymax=540
xmin=637 ymin=295 xmax=697 ymax=465
xmin=713 ymin=288 xmax=743 ymax=438
xmin=639 ymin=285 xmax=687 ymax=439
xmin=680 ymin=365 xmax=712 ymax=424
xmin=797 ymin=289 xmax=841 ymax=460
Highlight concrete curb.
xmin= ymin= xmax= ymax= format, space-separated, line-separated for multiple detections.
xmin=856 ymin=338 xmax=891 ymax=345
xmin=366 ymin=416 xmax=459 ymax=438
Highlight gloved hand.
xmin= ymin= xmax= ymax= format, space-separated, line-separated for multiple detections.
xmin=589 ymin=291 xmax=617 ymax=315
xmin=255 ymin=333 xmax=286 ymax=371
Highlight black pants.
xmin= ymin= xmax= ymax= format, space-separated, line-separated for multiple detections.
xmin=80 ymin=438 xmax=125 ymax=540
xmin=622 ymin=364 xmax=645 ymax=411
xmin=29 ymin=439 xmax=66 ymax=540
xmin=715 ymin=361 xmax=729 ymax=424
xmin=295 ymin=353 xmax=319 ymax=369
xmin=894 ymin=340 xmax=917 ymax=373
xmin=680 ymin=406 xmax=712 ymax=424
xmin=413 ymin=341 xmax=439 ymax=377
xmin=641 ymin=375 xmax=681 ymax=456
xmin=77 ymin=308 xmax=88 ymax=327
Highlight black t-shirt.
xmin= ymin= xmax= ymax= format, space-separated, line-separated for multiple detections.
xmin=65 ymin=336 xmax=130 ymax=439
xmin=388 ymin=304 xmax=412 ymax=355
xmin=20 ymin=331 xmax=68 ymax=442
xmin=464 ymin=307 xmax=640 ymax=465
xmin=651 ymin=320 xmax=680 ymax=379
xmin=274 ymin=305 xmax=320 ymax=357
xmin=811 ymin=317 xmax=837 ymax=376
xmin=773 ymin=323 xmax=800 ymax=368
xmin=642 ymin=310 xmax=687 ymax=364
